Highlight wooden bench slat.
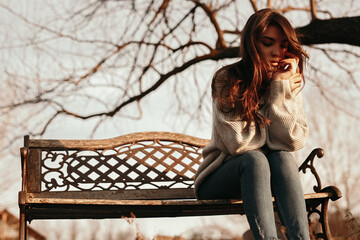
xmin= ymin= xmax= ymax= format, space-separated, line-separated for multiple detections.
xmin=27 ymin=132 xmax=210 ymax=149
xmin=22 ymin=192 xmax=334 ymax=221
xmin=27 ymin=189 xmax=196 ymax=200
xmin=24 ymin=204 xmax=246 ymax=219
xmin=25 ymin=192 xmax=332 ymax=206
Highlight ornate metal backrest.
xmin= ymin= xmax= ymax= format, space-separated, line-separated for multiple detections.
xmin=23 ymin=132 xmax=210 ymax=197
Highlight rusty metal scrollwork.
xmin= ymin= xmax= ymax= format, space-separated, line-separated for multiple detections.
xmin=308 ymin=206 xmax=327 ymax=239
xmin=41 ymin=140 xmax=204 ymax=192
xmin=298 ymin=148 xmax=324 ymax=193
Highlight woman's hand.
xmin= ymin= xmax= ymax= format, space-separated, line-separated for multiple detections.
xmin=288 ymin=71 xmax=302 ymax=91
xmin=271 ymin=52 xmax=302 ymax=91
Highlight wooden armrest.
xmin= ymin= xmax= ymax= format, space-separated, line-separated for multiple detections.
xmin=320 ymin=186 xmax=342 ymax=201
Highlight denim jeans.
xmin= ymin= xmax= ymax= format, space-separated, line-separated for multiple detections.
xmin=198 ymin=150 xmax=310 ymax=240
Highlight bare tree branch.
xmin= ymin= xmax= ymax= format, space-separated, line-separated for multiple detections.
xmin=267 ymin=0 xmax=272 ymax=9
xmin=307 ymin=63 xmax=360 ymax=121
xmin=310 ymin=0 xmax=318 ymax=20
xmin=55 ymin=48 xmax=237 ymax=119
xmin=317 ymin=48 xmax=360 ymax=92
xmin=191 ymin=0 xmax=226 ymax=49
xmin=1 ymin=0 xmax=360 ymax=138
xmin=249 ymin=0 xmax=258 ymax=12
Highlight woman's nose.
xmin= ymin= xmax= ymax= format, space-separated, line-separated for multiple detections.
xmin=272 ymin=46 xmax=286 ymax=59
xmin=271 ymin=46 xmax=281 ymax=56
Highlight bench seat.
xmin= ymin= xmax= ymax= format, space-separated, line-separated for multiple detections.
xmin=19 ymin=132 xmax=342 ymax=239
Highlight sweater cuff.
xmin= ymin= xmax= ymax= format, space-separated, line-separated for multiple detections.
xmin=268 ymin=80 xmax=292 ymax=104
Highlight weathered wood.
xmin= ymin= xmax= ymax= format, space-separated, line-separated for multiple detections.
xmin=27 ymin=188 xmax=196 ymax=200
xmin=26 ymin=149 xmax=41 ymax=193
xmin=21 ymin=192 xmax=338 ymax=221
xmin=19 ymin=131 xmax=342 ymax=240
xmin=24 ymin=192 xmax=334 ymax=206
xmin=27 ymin=132 xmax=210 ymax=149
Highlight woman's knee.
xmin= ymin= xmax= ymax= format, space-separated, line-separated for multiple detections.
xmin=267 ymin=151 xmax=297 ymax=175
xmin=240 ymin=151 xmax=271 ymax=176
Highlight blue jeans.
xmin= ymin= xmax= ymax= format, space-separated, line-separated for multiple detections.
xmin=198 ymin=150 xmax=310 ymax=240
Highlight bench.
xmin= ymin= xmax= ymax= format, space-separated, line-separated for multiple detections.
xmin=18 ymin=131 xmax=342 ymax=239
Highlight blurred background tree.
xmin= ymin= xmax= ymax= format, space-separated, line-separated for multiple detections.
xmin=1 ymin=0 xmax=359 ymax=139
xmin=0 ymin=0 xmax=359 ymax=239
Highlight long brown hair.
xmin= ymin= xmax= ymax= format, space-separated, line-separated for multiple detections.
xmin=213 ymin=8 xmax=308 ymax=131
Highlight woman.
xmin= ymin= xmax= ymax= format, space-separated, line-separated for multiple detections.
xmin=194 ymin=9 xmax=310 ymax=240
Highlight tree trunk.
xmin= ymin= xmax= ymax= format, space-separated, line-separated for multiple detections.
xmin=297 ymin=16 xmax=360 ymax=46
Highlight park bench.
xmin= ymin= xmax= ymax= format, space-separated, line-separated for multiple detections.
xmin=18 ymin=131 xmax=342 ymax=239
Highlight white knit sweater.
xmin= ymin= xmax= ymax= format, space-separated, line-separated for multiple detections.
xmin=194 ymin=69 xmax=308 ymax=197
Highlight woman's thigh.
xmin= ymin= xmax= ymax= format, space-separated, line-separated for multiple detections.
xmin=197 ymin=150 xmax=270 ymax=200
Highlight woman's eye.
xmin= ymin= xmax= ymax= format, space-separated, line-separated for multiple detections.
xmin=262 ymin=42 xmax=272 ymax=47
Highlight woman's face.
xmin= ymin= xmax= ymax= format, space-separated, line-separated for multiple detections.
xmin=257 ymin=25 xmax=288 ymax=70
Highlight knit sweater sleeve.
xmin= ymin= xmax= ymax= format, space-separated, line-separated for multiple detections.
xmin=266 ymin=80 xmax=308 ymax=151
xmin=194 ymin=97 xmax=266 ymax=194
xmin=212 ymin=100 xmax=266 ymax=155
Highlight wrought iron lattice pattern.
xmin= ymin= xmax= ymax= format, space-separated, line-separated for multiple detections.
xmin=41 ymin=140 xmax=204 ymax=192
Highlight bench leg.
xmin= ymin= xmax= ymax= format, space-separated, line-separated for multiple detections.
xmin=320 ymin=199 xmax=331 ymax=240
xmin=308 ymin=199 xmax=331 ymax=240
xmin=19 ymin=208 xmax=27 ymax=240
